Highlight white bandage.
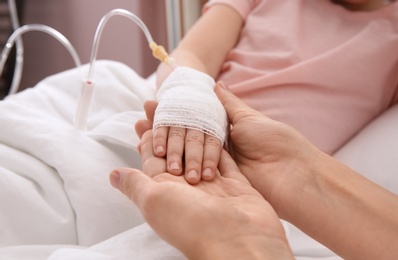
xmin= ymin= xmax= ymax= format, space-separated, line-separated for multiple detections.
xmin=154 ymin=66 xmax=228 ymax=144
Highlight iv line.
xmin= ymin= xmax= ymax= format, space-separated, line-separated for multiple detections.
xmin=7 ymin=0 xmax=23 ymax=96
xmin=0 ymin=24 xmax=82 ymax=96
xmin=0 ymin=7 xmax=174 ymax=131
xmin=75 ymin=8 xmax=174 ymax=131
xmin=86 ymin=8 xmax=174 ymax=83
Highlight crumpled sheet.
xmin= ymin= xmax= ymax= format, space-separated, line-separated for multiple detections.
xmin=1 ymin=60 xmax=397 ymax=259
xmin=0 ymin=60 xmax=153 ymax=247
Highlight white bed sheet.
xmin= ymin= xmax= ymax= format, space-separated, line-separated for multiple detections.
xmin=0 ymin=60 xmax=153 ymax=247
xmin=1 ymin=60 xmax=397 ymax=259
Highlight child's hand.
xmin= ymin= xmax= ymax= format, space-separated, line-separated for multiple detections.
xmin=136 ymin=101 xmax=223 ymax=185
xmin=152 ymin=126 xmax=222 ymax=184
xmin=144 ymin=66 xmax=228 ymax=185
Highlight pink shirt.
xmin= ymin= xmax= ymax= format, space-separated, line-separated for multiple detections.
xmin=205 ymin=0 xmax=398 ymax=154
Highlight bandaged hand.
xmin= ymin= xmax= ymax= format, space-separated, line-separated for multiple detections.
xmin=151 ymin=67 xmax=228 ymax=184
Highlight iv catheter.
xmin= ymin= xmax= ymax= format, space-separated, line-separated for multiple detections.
xmin=74 ymin=8 xmax=175 ymax=131
xmin=0 ymin=24 xmax=82 ymax=96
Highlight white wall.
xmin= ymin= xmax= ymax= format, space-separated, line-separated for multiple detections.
xmin=19 ymin=0 xmax=167 ymax=90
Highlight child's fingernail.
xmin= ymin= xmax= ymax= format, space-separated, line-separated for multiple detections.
xmin=202 ymin=168 xmax=212 ymax=178
xmin=155 ymin=146 xmax=164 ymax=154
xmin=187 ymin=170 xmax=198 ymax=180
xmin=170 ymin=162 xmax=180 ymax=170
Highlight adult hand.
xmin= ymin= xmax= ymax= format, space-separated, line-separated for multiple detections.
xmin=110 ymin=129 xmax=293 ymax=260
xmin=214 ymin=82 xmax=319 ymax=219
xmin=215 ymin=82 xmax=398 ymax=260
xmin=136 ymin=101 xmax=222 ymax=185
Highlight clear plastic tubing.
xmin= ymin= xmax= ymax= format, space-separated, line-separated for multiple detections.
xmin=74 ymin=8 xmax=157 ymax=131
xmin=7 ymin=0 xmax=24 ymax=96
xmin=87 ymin=9 xmax=154 ymax=82
xmin=0 ymin=24 xmax=82 ymax=95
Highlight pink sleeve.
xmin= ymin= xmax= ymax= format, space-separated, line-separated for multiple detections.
xmin=203 ymin=0 xmax=260 ymax=20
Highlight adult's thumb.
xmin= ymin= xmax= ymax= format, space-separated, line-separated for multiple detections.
xmin=109 ymin=168 xmax=153 ymax=208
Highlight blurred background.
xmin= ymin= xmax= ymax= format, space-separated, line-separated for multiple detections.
xmin=0 ymin=0 xmax=206 ymax=98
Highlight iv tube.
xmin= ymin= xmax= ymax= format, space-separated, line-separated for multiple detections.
xmin=87 ymin=8 xmax=175 ymax=83
xmin=7 ymin=0 xmax=24 ymax=96
xmin=0 ymin=8 xmax=174 ymax=131
xmin=75 ymin=8 xmax=174 ymax=131
xmin=87 ymin=9 xmax=155 ymax=82
xmin=0 ymin=24 xmax=82 ymax=95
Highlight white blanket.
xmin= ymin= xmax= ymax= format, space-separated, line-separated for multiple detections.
xmin=0 ymin=60 xmax=153 ymax=246
xmin=1 ymin=60 xmax=397 ymax=259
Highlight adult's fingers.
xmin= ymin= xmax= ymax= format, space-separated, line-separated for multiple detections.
xmin=218 ymin=149 xmax=251 ymax=184
xmin=144 ymin=100 xmax=158 ymax=124
xmin=135 ymin=119 xmax=152 ymax=139
xmin=135 ymin=100 xmax=158 ymax=139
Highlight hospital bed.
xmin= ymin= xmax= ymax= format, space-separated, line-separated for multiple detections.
xmin=0 ymin=2 xmax=397 ymax=260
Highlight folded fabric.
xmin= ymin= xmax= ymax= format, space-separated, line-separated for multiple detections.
xmin=0 ymin=60 xmax=156 ymax=246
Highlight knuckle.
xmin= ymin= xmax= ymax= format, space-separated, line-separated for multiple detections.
xmin=141 ymin=187 xmax=161 ymax=216
xmin=186 ymin=133 xmax=204 ymax=145
xmin=120 ymin=176 xmax=135 ymax=198
xmin=153 ymin=127 xmax=167 ymax=138
xmin=168 ymin=128 xmax=186 ymax=140
xmin=205 ymin=135 xmax=221 ymax=147
xmin=152 ymin=136 xmax=165 ymax=147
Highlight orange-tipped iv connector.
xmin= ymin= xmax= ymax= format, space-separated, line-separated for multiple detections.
xmin=149 ymin=42 xmax=176 ymax=68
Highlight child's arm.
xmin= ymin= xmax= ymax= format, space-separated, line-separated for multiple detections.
xmin=156 ymin=4 xmax=244 ymax=85
xmin=152 ymin=4 xmax=244 ymax=184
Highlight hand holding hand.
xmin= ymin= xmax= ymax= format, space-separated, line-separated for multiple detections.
xmin=135 ymin=101 xmax=222 ymax=185
xmin=110 ymin=128 xmax=293 ymax=260
xmin=214 ymin=82 xmax=319 ymax=219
